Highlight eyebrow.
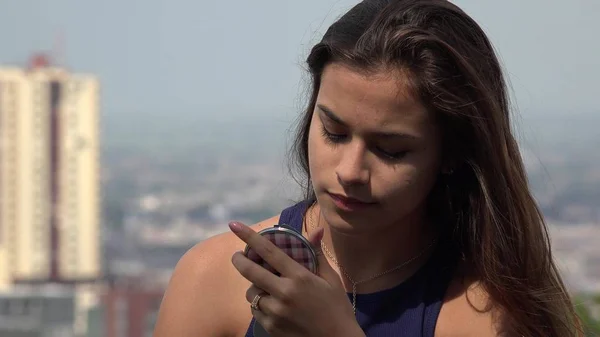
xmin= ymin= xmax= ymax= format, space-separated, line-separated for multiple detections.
xmin=316 ymin=104 xmax=419 ymax=140
xmin=317 ymin=104 xmax=346 ymax=126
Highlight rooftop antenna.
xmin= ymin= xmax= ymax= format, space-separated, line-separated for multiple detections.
xmin=52 ymin=28 xmax=66 ymax=69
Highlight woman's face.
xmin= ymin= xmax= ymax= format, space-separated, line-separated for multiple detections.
xmin=308 ymin=63 xmax=443 ymax=234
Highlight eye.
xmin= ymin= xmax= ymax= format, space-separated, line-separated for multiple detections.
xmin=321 ymin=125 xmax=347 ymax=144
xmin=375 ymin=148 xmax=409 ymax=161
xmin=321 ymin=123 xmax=409 ymax=161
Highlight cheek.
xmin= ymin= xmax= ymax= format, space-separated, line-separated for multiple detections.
xmin=374 ymin=170 xmax=418 ymax=200
xmin=375 ymin=172 xmax=428 ymax=218
xmin=374 ymin=157 xmax=441 ymax=208
xmin=307 ymin=123 xmax=328 ymax=180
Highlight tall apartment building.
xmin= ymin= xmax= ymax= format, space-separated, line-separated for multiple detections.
xmin=0 ymin=55 xmax=101 ymax=290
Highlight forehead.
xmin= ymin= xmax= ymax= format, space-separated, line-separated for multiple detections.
xmin=316 ymin=63 xmax=432 ymax=129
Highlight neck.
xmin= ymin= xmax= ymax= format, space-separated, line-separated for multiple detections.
xmin=306 ymin=203 xmax=437 ymax=292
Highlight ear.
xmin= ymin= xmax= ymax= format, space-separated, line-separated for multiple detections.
xmin=440 ymin=150 xmax=455 ymax=175
xmin=441 ymin=156 xmax=461 ymax=175
xmin=442 ymin=166 xmax=455 ymax=175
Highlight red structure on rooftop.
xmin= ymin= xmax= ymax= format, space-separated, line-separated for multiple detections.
xmin=28 ymin=53 xmax=51 ymax=69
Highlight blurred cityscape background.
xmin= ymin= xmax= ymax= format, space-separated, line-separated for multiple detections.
xmin=0 ymin=0 xmax=599 ymax=336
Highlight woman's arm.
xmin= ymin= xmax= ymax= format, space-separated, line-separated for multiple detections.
xmin=153 ymin=233 xmax=249 ymax=337
xmin=153 ymin=217 xmax=280 ymax=337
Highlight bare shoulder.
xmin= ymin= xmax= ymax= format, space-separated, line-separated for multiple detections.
xmin=435 ymin=264 xmax=509 ymax=337
xmin=153 ymin=216 xmax=279 ymax=337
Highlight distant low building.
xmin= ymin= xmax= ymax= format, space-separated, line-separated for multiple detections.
xmin=103 ymin=277 xmax=164 ymax=337
xmin=0 ymin=284 xmax=73 ymax=337
xmin=549 ymin=223 xmax=600 ymax=293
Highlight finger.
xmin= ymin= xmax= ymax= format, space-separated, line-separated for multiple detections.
xmin=249 ymin=292 xmax=281 ymax=319
xmin=247 ymin=289 xmax=273 ymax=326
xmin=307 ymin=226 xmax=344 ymax=286
xmin=232 ymin=251 xmax=283 ymax=296
xmin=246 ymin=286 xmax=279 ymax=323
xmin=229 ymin=221 xmax=302 ymax=277
xmin=245 ymin=284 xmax=266 ymax=304
xmin=251 ymin=307 xmax=274 ymax=334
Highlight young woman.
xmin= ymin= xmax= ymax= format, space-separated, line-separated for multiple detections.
xmin=154 ymin=1 xmax=581 ymax=336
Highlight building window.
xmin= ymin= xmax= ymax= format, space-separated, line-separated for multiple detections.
xmin=1 ymin=301 xmax=10 ymax=316
xmin=11 ymin=299 xmax=28 ymax=316
xmin=115 ymin=297 xmax=128 ymax=337
xmin=70 ymin=112 xmax=77 ymax=128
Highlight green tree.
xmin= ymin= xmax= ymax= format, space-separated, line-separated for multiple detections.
xmin=574 ymin=294 xmax=600 ymax=336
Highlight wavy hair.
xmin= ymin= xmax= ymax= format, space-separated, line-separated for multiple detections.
xmin=288 ymin=1 xmax=581 ymax=336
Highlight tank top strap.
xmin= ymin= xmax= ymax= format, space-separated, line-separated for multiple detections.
xmin=277 ymin=199 xmax=310 ymax=232
xmin=421 ymin=241 xmax=458 ymax=336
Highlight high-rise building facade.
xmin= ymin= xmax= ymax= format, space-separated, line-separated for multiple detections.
xmin=0 ymin=57 xmax=101 ymax=289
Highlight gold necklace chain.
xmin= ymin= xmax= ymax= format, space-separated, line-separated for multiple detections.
xmin=307 ymin=205 xmax=437 ymax=315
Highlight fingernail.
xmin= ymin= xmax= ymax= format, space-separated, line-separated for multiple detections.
xmin=229 ymin=222 xmax=243 ymax=233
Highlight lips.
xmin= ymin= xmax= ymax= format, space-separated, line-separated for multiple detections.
xmin=329 ymin=193 xmax=372 ymax=204
xmin=327 ymin=192 xmax=376 ymax=211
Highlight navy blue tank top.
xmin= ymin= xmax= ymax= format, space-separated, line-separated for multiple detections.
xmin=244 ymin=201 xmax=457 ymax=337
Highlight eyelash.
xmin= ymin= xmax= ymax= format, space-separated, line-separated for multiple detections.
xmin=320 ymin=126 xmax=408 ymax=161
xmin=320 ymin=126 xmax=346 ymax=145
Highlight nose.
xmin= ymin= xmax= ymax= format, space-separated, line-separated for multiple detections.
xmin=335 ymin=142 xmax=370 ymax=187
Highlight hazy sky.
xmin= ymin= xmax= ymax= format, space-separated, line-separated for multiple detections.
xmin=1 ymin=0 xmax=598 ymax=120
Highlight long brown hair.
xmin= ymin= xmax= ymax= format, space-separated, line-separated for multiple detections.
xmin=288 ymin=0 xmax=581 ymax=336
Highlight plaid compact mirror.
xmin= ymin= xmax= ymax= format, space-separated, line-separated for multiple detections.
xmin=243 ymin=223 xmax=318 ymax=275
